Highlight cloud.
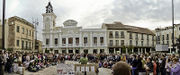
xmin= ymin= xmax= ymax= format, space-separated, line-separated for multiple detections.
xmin=0 ymin=0 xmax=180 ymax=40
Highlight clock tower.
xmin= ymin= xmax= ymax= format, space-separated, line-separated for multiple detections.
xmin=42 ymin=2 xmax=56 ymax=31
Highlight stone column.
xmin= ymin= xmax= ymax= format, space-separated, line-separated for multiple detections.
xmin=141 ymin=48 xmax=143 ymax=54
xmin=132 ymin=49 xmax=134 ymax=53
xmin=145 ymin=48 xmax=147 ymax=54
xmin=119 ymin=48 xmax=121 ymax=54
xmin=73 ymin=37 xmax=75 ymax=46
xmin=126 ymin=48 xmax=128 ymax=54
xmin=138 ymin=48 xmax=140 ymax=54
xmin=170 ymin=48 xmax=172 ymax=54
xmin=66 ymin=38 xmax=68 ymax=47
xmin=90 ymin=32 xmax=93 ymax=47
xmin=150 ymin=48 xmax=152 ymax=53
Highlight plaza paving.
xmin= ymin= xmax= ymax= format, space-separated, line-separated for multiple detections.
xmin=5 ymin=61 xmax=112 ymax=75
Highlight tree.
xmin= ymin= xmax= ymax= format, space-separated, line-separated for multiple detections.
xmin=122 ymin=46 xmax=126 ymax=53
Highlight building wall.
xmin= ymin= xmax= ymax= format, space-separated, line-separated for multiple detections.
xmin=155 ymin=24 xmax=180 ymax=53
xmin=8 ymin=17 xmax=35 ymax=52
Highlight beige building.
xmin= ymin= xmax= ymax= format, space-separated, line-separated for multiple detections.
xmin=35 ymin=40 xmax=43 ymax=53
xmin=102 ymin=22 xmax=155 ymax=54
xmin=8 ymin=16 xmax=35 ymax=52
xmin=155 ymin=24 xmax=180 ymax=53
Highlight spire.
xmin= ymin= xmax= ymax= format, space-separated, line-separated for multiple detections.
xmin=46 ymin=2 xmax=53 ymax=13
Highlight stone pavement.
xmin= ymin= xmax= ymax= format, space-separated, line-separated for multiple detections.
xmin=5 ymin=61 xmax=112 ymax=75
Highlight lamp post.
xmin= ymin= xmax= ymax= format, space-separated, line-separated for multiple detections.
xmin=172 ymin=0 xmax=175 ymax=53
xmin=2 ymin=0 xmax=6 ymax=50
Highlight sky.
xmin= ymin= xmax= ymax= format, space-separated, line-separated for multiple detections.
xmin=0 ymin=0 xmax=180 ymax=40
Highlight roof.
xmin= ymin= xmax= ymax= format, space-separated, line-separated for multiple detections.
xmin=104 ymin=22 xmax=155 ymax=35
xmin=8 ymin=16 xmax=34 ymax=28
xmin=155 ymin=24 xmax=180 ymax=31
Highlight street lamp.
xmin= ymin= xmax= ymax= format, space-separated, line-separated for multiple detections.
xmin=172 ymin=0 xmax=175 ymax=53
xmin=2 ymin=0 xmax=6 ymax=50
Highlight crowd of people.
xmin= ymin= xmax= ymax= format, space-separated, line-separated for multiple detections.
xmin=0 ymin=50 xmax=179 ymax=75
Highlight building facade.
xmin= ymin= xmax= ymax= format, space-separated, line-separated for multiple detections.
xmin=155 ymin=24 xmax=180 ymax=53
xmin=35 ymin=40 xmax=43 ymax=53
xmin=102 ymin=22 xmax=155 ymax=54
xmin=42 ymin=2 xmax=107 ymax=54
xmin=8 ymin=16 xmax=35 ymax=52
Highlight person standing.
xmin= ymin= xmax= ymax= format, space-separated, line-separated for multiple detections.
xmin=79 ymin=54 xmax=88 ymax=64
xmin=0 ymin=51 xmax=4 ymax=75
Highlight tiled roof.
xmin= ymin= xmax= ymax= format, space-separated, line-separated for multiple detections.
xmin=8 ymin=16 xmax=34 ymax=28
xmin=104 ymin=22 xmax=155 ymax=35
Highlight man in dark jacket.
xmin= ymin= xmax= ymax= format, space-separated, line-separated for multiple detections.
xmin=160 ymin=56 xmax=166 ymax=75
xmin=0 ymin=52 xmax=4 ymax=75
xmin=131 ymin=55 xmax=138 ymax=75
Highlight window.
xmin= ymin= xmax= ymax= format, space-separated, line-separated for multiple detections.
xmin=162 ymin=35 xmax=165 ymax=44
xmin=29 ymin=42 xmax=31 ymax=49
xmin=68 ymin=38 xmax=73 ymax=44
xmin=129 ymin=32 xmax=133 ymax=39
xmin=100 ymin=37 xmax=104 ymax=45
xmin=84 ymin=37 xmax=88 ymax=44
xmin=62 ymin=38 xmax=66 ymax=45
xmin=116 ymin=40 xmax=119 ymax=46
xmin=22 ymin=41 xmax=24 ymax=49
xmin=26 ymin=41 xmax=28 ymax=49
xmin=121 ymin=40 xmax=124 ymax=46
xmin=162 ymin=35 xmax=164 ymax=40
xmin=152 ymin=36 xmax=154 ymax=41
xmin=136 ymin=33 xmax=138 ymax=40
xmin=93 ymin=37 xmax=97 ymax=45
xmin=55 ymin=38 xmax=58 ymax=45
xmin=76 ymin=38 xmax=79 ymax=45
xmin=46 ymin=39 xmax=49 ymax=45
xmin=110 ymin=40 xmax=113 ymax=46
xmin=109 ymin=31 xmax=113 ymax=38
xmin=17 ymin=26 xmax=20 ymax=32
xmin=22 ymin=27 xmax=24 ymax=34
xmin=29 ymin=30 xmax=31 ymax=36
xmin=16 ymin=40 xmax=19 ymax=46
xmin=141 ymin=41 xmax=143 ymax=46
xmin=121 ymin=31 xmax=125 ymax=38
xmin=26 ymin=29 xmax=28 ymax=35
xmin=115 ymin=31 xmax=119 ymax=38
xmin=167 ymin=41 xmax=169 ymax=46
xmin=147 ymin=35 xmax=149 ymax=40
xmin=141 ymin=34 xmax=144 ymax=40
xmin=129 ymin=40 xmax=132 ymax=45
xmin=167 ymin=34 xmax=169 ymax=40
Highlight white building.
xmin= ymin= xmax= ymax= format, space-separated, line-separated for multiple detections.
xmin=155 ymin=24 xmax=180 ymax=53
xmin=42 ymin=2 xmax=107 ymax=54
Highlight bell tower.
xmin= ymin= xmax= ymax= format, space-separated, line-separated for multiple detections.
xmin=42 ymin=2 xmax=56 ymax=31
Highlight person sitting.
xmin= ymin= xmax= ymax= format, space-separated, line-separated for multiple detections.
xmin=28 ymin=62 xmax=37 ymax=72
xmin=112 ymin=61 xmax=131 ymax=75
